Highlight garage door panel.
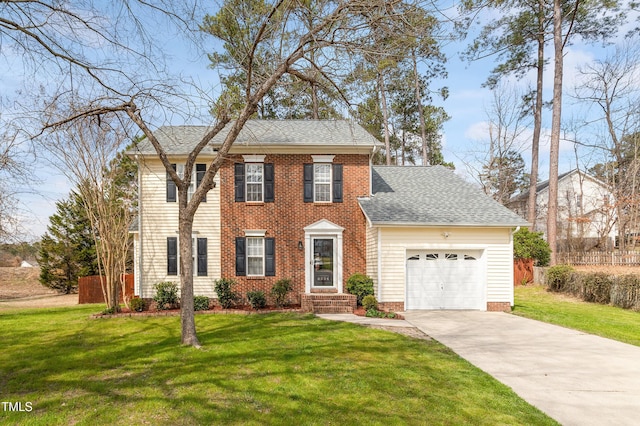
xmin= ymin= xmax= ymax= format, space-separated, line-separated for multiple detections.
xmin=406 ymin=251 xmax=483 ymax=310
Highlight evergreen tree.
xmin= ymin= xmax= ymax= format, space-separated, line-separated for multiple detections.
xmin=38 ymin=192 xmax=98 ymax=294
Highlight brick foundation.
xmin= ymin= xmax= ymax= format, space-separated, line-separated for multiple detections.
xmin=378 ymin=302 xmax=405 ymax=312
xmin=486 ymin=302 xmax=512 ymax=312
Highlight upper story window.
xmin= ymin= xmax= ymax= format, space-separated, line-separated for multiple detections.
xmin=246 ymin=163 xmax=264 ymax=202
xmin=166 ymin=163 xmax=206 ymax=203
xmin=235 ymin=155 xmax=274 ymax=203
xmin=304 ymin=155 xmax=343 ymax=203
xmin=314 ymin=164 xmax=332 ymax=202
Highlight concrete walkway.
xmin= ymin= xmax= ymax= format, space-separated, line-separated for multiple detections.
xmin=403 ymin=311 xmax=640 ymax=426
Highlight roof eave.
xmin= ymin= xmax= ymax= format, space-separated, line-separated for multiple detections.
xmin=368 ymin=221 xmax=530 ymax=228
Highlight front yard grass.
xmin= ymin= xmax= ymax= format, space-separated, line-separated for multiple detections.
xmin=0 ymin=306 xmax=556 ymax=425
xmin=514 ymin=285 xmax=640 ymax=347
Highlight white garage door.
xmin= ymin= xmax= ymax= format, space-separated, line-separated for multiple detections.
xmin=406 ymin=250 xmax=483 ymax=310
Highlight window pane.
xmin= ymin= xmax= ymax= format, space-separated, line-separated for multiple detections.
xmin=246 ymin=164 xmax=263 ymax=183
xmin=247 ymin=183 xmax=262 ymax=202
xmin=248 ymin=257 xmax=263 ymax=275
xmin=314 ymin=164 xmax=331 ymax=183
xmin=315 ymin=183 xmax=331 ymax=202
xmin=247 ymin=238 xmax=264 ymax=256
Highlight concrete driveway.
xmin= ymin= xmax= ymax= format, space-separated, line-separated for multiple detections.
xmin=404 ymin=311 xmax=640 ymax=426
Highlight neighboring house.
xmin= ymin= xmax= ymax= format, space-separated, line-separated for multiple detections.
xmin=507 ymin=170 xmax=617 ymax=251
xmin=129 ymin=120 xmax=528 ymax=312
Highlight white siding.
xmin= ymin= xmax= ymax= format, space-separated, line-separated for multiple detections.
xmin=365 ymin=225 xmax=378 ymax=296
xmin=374 ymin=226 xmax=514 ymax=307
xmin=137 ymin=158 xmax=221 ymax=298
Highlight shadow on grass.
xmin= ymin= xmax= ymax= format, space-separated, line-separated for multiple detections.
xmin=0 ymin=307 xmax=556 ymax=425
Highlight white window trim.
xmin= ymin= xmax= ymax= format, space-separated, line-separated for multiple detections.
xmin=312 ymin=155 xmax=335 ymax=163
xmin=243 ymin=154 xmax=266 ymax=163
xmin=246 ymin=237 xmax=265 ymax=277
xmin=245 ymin=162 xmax=264 ymax=203
xmin=313 ymin=163 xmax=332 ymax=203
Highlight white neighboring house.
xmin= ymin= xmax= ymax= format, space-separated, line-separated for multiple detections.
xmin=508 ymin=170 xmax=617 ymax=251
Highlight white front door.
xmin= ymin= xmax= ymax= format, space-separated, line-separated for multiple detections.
xmin=304 ymin=219 xmax=344 ymax=293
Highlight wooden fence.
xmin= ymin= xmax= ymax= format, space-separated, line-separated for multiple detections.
xmin=78 ymin=274 xmax=134 ymax=304
xmin=557 ymin=251 xmax=640 ymax=266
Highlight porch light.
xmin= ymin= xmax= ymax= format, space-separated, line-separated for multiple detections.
xmin=298 ymin=241 xmax=304 ymax=251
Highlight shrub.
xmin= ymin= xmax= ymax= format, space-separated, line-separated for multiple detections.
xmin=582 ymin=272 xmax=613 ymax=304
xmin=271 ymin=278 xmax=293 ymax=308
xmin=546 ymin=265 xmax=574 ymax=292
xmin=129 ymin=297 xmax=145 ymax=312
xmin=153 ymin=281 xmax=179 ymax=310
xmin=247 ymin=290 xmax=267 ymax=310
xmin=345 ymin=273 xmax=374 ymax=306
xmin=194 ymin=295 xmax=210 ymax=311
xmin=513 ymin=228 xmax=551 ymax=266
xmin=612 ymin=275 xmax=640 ymax=310
xmin=362 ymin=295 xmax=378 ymax=311
xmin=214 ymin=278 xmax=239 ymax=309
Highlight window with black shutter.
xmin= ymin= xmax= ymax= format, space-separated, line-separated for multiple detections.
xmin=303 ymin=163 xmax=343 ymax=203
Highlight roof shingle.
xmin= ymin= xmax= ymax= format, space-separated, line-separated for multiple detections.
xmin=130 ymin=120 xmax=381 ymax=155
xmin=358 ymin=166 xmax=530 ymax=227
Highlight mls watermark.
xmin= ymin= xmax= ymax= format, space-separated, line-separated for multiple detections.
xmin=2 ymin=401 xmax=33 ymax=412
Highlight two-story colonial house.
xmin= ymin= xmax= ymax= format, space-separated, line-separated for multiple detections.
xmin=130 ymin=120 xmax=528 ymax=312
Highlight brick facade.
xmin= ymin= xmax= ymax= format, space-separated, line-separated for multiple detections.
xmin=220 ymin=154 xmax=369 ymax=303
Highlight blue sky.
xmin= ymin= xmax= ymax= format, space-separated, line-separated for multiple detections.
xmin=4 ymin=6 xmax=639 ymax=241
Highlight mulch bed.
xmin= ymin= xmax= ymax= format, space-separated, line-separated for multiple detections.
xmin=91 ymin=305 xmax=303 ymax=319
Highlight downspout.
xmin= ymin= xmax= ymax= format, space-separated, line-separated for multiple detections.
xmin=377 ymin=227 xmax=382 ymax=300
xmin=136 ymin=155 xmax=143 ymax=298
xmin=509 ymin=226 xmax=520 ymax=308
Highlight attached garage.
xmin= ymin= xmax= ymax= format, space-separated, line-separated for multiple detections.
xmin=406 ymin=250 xmax=484 ymax=310
xmin=359 ymin=166 xmax=530 ymax=312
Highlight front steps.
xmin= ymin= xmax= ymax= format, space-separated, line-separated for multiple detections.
xmin=301 ymin=293 xmax=357 ymax=314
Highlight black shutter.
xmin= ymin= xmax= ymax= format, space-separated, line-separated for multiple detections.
xmin=303 ymin=164 xmax=313 ymax=202
xmin=167 ymin=237 xmax=178 ymax=275
xmin=265 ymin=237 xmax=275 ymax=276
xmin=264 ymin=163 xmax=274 ymax=202
xmin=166 ymin=164 xmax=177 ymax=202
xmin=197 ymin=238 xmax=207 ymax=276
xmin=235 ymin=237 xmax=246 ymax=276
xmin=196 ymin=163 xmax=207 ymax=203
xmin=234 ymin=163 xmax=245 ymax=202
xmin=333 ymin=164 xmax=343 ymax=203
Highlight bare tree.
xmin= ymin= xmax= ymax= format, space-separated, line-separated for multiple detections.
xmin=467 ymin=84 xmax=531 ymax=205
xmin=42 ymin=114 xmax=136 ymax=312
xmin=574 ymin=37 xmax=640 ymax=249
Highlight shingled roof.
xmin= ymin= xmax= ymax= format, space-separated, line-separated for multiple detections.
xmin=358 ymin=166 xmax=530 ymax=227
xmin=131 ymin=120 xmax=381 ymax=155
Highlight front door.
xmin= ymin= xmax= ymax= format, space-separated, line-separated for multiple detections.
xmin=313 ymin=237 xmax=334 ymax=287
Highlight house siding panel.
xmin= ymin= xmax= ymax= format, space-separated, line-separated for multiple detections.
xmin=137 ymin=159 xmax=221 ymax=298
xmin=365 ymin=225 xmax=378 ymax=296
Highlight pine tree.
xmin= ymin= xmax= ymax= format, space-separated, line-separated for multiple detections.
xmin=38 ymin=192 xmax=98 ymax=294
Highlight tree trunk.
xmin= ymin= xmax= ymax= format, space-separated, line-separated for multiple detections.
xmin=413 ymin=51 xmax=429 ymax=166
xmin=378 ymin=71 xmax=392 ymax=165
xmin=548 ymin=0 xmax=564 ymax=265
xmin=527 ymin=3 xmax=545 ymax=229
xmin=178 ymin=195 xmax=199 ymax=348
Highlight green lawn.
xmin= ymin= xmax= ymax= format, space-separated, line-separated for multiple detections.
xmin=514 ymin=285 xmax=640 ymax=346
xmin=0 ymin=306 xmax=556 ymax=425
